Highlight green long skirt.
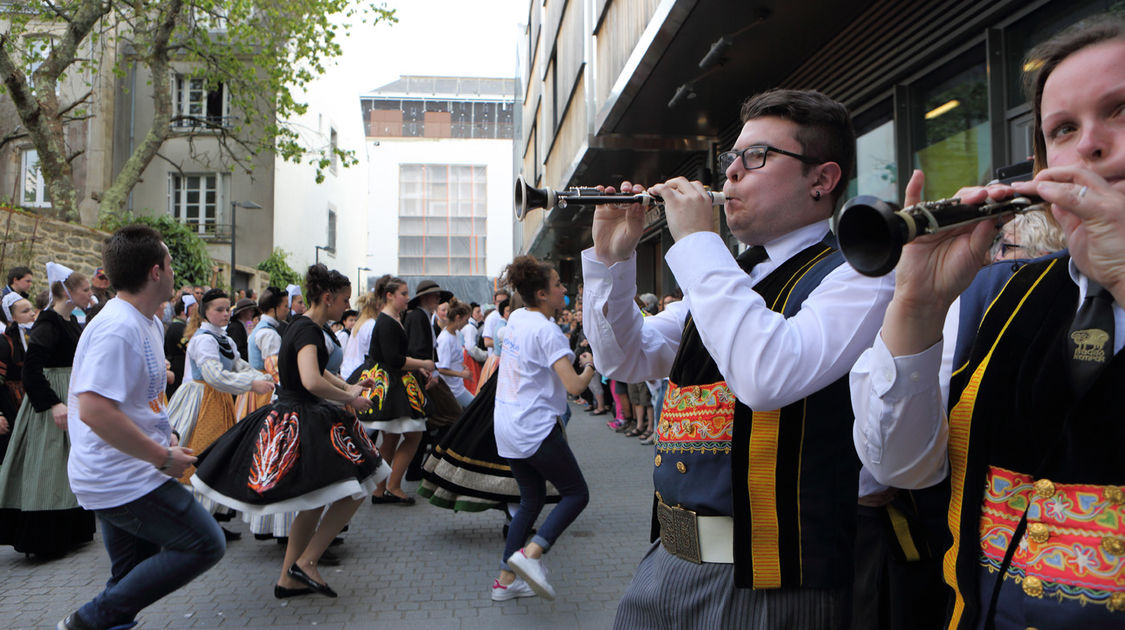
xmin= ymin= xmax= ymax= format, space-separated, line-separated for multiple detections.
xmin=0 ymin=367 xmax=94 ymax=556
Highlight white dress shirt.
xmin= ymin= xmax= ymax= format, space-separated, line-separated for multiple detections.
xmin=582 ymin=222 xmax=896 ymax=496
xmin=582 ymin=221 xmax=895 ymax=409
xmin=851 ymin=258 xmax=1125 ymax=490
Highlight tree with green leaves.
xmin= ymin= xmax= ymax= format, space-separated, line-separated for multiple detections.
xmin=0 ymin=0 xmax=394 ymax=222
xmin=257 ymin=247 xmax=302 ymax=289
xmin=99 ymin=213 xmax=216 ymax=287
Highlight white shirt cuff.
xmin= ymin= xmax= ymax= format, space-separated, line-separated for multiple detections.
xmin=869 ymin=333 xmax=944 ymax=399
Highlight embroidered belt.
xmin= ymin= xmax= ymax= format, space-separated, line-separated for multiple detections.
xmin=978 ymin=465 xmax=1125 ymax=611
xmin=656 ymin=494 xmax=734 ymax=564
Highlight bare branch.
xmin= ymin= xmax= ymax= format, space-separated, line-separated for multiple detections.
xmin=57 ymin=89 xmax=93 ymax=117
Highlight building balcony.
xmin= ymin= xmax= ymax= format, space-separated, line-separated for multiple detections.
xmin=181 ymin=220 xmax=232 ymax=242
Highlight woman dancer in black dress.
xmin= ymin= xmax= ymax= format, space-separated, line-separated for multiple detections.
xmin=349 ymin=274 xmax=433 ymax=504
xmin=0 ymin=263 xmax=96 ymax=557
xmin=192 ymin=264 xmax=388 ymax=598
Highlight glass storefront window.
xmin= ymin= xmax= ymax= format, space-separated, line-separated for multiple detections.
xmin=912 ymin=46 xmax=991 ymax=200
xmin=847 ymin=102 xmax=897 ymax=203
xmin=1004 ymin=0 xmax=1108 ymax=110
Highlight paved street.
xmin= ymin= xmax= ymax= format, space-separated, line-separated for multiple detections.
xmin=1 ymin=403 xmax=655 ymax=630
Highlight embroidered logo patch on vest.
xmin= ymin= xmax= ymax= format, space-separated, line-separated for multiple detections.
xmin=1071 ymin=328 xmax=1111 ymax=362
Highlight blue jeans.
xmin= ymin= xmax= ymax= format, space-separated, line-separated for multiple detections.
xmin=501 ymin=424 xmax=589 ymax=570
xmin=76 ymin=480 xmax=226 ymax=629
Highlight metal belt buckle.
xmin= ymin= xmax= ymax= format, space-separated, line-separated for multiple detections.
xmin=657 ymin=500 xmax=702 ymax=564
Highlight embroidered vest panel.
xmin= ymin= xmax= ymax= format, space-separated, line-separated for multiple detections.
xmin=945 ymin=258 xmax=1125 ymax=628
xmin=653 ymin=240 xmax=860 ymax=590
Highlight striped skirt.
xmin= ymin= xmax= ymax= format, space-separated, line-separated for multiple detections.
xmin=613 ymin=541 xmax=848 ymax=630
xmin=0 ymin=367 xmax=95 ymax=556
xmin=235 ymin=355 xmax=278 ymax=419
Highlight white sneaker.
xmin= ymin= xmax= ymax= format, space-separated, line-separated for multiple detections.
xmin=507 ymin=548 xmax=556 ymax=600
xmin=490 ymin=577 xmax=536 ymax=601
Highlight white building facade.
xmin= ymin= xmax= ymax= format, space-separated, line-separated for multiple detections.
xmin=361 ymin=76 xmax=516 ymax=297
xmin=273 ymin=82 xmax=370 ymax=299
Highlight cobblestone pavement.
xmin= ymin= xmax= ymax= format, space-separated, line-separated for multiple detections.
xmin=2 ymin=403 xmax=656 ymax=630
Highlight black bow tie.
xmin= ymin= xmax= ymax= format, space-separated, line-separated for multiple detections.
xmin=736 ymin=246 xmax=769 ymax=273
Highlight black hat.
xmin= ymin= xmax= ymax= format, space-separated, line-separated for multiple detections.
xmin=231 ymin=297 xmax=258 ymax=318
xmin=408 ymin=279 xmax=453 ymax=308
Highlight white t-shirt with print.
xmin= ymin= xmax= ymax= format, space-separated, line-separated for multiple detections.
xmin=493 ymin=308 xmax=574 ymax=459
xmin=435 ymin=328 xmax=469 ymax=398
xmin=68 ymin=298 xmax=173 ymax=510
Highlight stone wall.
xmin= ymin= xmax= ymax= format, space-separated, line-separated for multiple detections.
xmin=0 ymin=205 xmax=108 ymax=296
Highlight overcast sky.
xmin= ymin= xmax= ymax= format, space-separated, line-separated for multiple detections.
xmin=333 ymin=0 xmax=527 ymax=95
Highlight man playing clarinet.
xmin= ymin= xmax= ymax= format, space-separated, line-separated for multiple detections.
xmin=584 ymin=89 xmax=894 ymax=628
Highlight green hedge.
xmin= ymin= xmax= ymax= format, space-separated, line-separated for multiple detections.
xmin=98 ymin=215 xmax=215 ymax=288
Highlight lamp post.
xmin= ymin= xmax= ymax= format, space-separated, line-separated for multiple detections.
xmin=357 ymin=266 xmax=371 ymax=293
xmin=230 ymin=200 xmax=262 ymax=289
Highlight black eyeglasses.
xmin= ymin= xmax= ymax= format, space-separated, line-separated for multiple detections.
xmin=718 ymin=144 xmax=822 ymax=172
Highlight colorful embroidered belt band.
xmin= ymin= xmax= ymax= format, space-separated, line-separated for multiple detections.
xmin=656 ymin=381 xmax=735 ymax=454
xmin=978 ymin=465 xmax=1125 ymax=611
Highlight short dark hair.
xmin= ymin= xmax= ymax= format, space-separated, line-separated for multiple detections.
xmin=173 ymin=298 xmax=185 ymax=316
xmin=6 ymin=266 xmax=31 ymax=286
xmin=740 ymin=89 xmax=856 ymax=205
xmin=494 ymin=288 xmax=510 ymax=300
xmin=341 ymin=309 xmax=358 ymax=321
xmin=102 ymin=225 xmax=167 ymax=293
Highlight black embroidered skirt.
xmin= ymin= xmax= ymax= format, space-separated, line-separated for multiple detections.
xmin=346 ymin=362 xmax=427 ymax=431
xmin=417 ymin=373 xmax=560 ymax=512
xmin=191 ymin=392 xmax=389 ymax=516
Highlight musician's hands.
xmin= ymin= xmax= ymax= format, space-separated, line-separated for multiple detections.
xmin=881 ymin=170 xmax=1001 ymax=357
xmin=1013 ymin=167 xmax=1125 ymax=305
xmin=651 ymin=177 xmax=716 ymax=242
xmin=592 ymin=181 xmax=647 ymax=265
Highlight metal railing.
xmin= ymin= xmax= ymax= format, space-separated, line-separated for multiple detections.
xmin=181 ymin=220 xmax=232 ymax=242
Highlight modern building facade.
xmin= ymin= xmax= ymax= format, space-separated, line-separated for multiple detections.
xmin=361 ymin=76 xmax=517 ymax=302
xmin=516 ymin=0 xmax=1108 ymax=296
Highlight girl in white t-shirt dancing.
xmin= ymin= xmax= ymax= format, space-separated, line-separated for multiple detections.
xmin=435 ymin=298 xmax=474 ymax=408
xmin=491 ymin=255 xmax=595 ymax=602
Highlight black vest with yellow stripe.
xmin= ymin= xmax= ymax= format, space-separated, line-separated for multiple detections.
xmin=653 ymin=238 xmax=860 ymax=590
xmin=944 ymin=255 xmax=1125 ymax=629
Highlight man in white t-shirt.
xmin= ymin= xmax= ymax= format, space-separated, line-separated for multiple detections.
xmin=60 ymin=226 xmax=225 ymax=630
xmin=461 ymin=302 xmax=487 ymax=364
xmin=482 ymin=288 xmax=510 ymax=355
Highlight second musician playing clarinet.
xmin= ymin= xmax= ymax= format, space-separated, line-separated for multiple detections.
xmin=585 ymin=89 xmax=928 ymax=629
